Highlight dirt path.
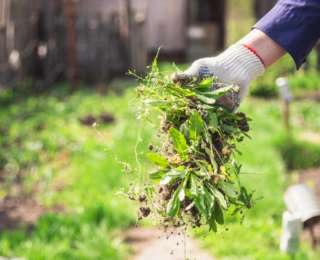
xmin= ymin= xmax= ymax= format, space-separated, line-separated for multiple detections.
xmin=125 ymin=228 xmax=214 ymax=260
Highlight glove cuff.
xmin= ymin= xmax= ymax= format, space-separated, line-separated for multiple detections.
xmin=216 ymin=44 xmax=265 ymax=82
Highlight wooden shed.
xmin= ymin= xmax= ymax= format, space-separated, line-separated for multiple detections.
xmin=75 ymin=0 xmax=130 ymax=82
xmin=144 ymin=0 xmax=226 ymax=61
xmin=0 ymin=0 xmax=227 ymax=87
xmin=0 ymin=0 xmax=40 ymax=86
xmin=35 ymin=0 xmax=65 ymax=84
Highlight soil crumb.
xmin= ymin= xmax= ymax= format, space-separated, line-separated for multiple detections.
xmin=0 ymin=196 xmax=44 ymax=230
xmin=79 ymin=112 xmax=115 ymax=127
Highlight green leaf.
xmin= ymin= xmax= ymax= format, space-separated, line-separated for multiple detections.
xmin=197 ymin=78 xmax=214 ymax=91
xmin=188 ymin=111 xmax=205 ymax=142
xmin=213 ymin=201 xmax=224 ymax=224
xmin=194 ymin=185 xmax=208 ymax=218
xmin=208 ymin=217 xmax=217 ymax=232
xmin=204 ymin=187 xmax=215 ymax=218
xmin=160 ymin=169 xmax=185 ymax=185
xmin=204 ymin=146 xmax=218 ymax=173
xmin=196 ymin=94 xmax=217 ymax=105
xmin=212 ymin=85 xmax=236 ymax=97
xmin=208 ymin=112 xmax=219 ymax=129
xmin=167 ymin=169 xmax=185 ymax=177
xmin=166 ymin=188 xmax=181 ymax=217
xmin=189 ymin=174 xmax=198 ymax=196
xmin=149 ymin=170 xmax=165 ymax=180
xmin=219 ymin=182 xmax=238 ymax=199
xmin=212 ymin=189 xmax=228 ymax=209
xmin=239 ymin=186 xmax=253 ymax=208
xmin=194 ymin=195 xmax=207 ymax=218
xmin=146 ymin=152 xmax=168 ymax=168
xmin=222 ymin=124 xmax=236 ymax=134
xmin=160 ymin=175 xmax=173 ymax=185
xmin=169 ymin=128 xmax=189 ymax=158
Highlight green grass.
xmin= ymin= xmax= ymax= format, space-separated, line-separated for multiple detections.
xmin=194 ymin=98 xmax=320 ymax=259
xmin=276 ymin=137 xmax=320 ymax=171
xmin=0 ymin=84 xmax=151 ymax=259
xmin=1 ymin=73 xmax=320 ymax=259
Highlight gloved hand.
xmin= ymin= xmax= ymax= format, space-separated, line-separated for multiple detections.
xmin=173 ymin=44 xmax=265 ymax=108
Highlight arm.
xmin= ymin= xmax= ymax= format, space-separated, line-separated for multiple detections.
xmin=174 ymin=0 xmax=320 ymax=105
xmin=239 ymin=29 xmax=285 ymax=68
xmin=254 ymin=0 xmax=320 ymax=69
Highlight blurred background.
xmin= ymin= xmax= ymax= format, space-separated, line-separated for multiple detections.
xmin=0 ymin=0 xmax=320 ymax=259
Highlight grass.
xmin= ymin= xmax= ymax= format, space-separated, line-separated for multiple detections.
xmin=276 ymin=137 xmax=320 ymax=171
xmin=1 ymin=72 xmax=320 ymax=259
xmin=0 ymin=1 xmax=319 ymax=258
xmin=194 ymin=98 xmax=320 ymax=259
xmin=0 ymin=84 xmax=150 ymax=259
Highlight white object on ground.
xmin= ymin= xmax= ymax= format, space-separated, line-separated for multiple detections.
xmin=276 ymin=77 xmax=292 ymax=102
xmin=284 ymin=184 xmax=320 ymax=222
xmin=280 ymin=211 xmax=302 ymax=253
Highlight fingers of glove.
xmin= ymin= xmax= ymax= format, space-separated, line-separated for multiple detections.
xmin=172 ymin=72 xmax=192 ymax=83
xmin=172 ymin=60 xmax=206 ymax=83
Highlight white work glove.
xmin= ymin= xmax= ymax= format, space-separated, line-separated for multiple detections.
xmin=173 ymin=44 xmax=265 ymax=108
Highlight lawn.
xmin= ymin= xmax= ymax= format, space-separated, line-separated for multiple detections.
xmin=0 ymin=85 xmax=146 ymax=259
xmin=195 ymin=98 xmax=320 ymax=260
xmin=1 ymin=75 xmax=320 ymax=259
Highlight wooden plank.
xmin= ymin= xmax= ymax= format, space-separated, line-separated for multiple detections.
xmin=63 ymin=0 xmax=77 ymax=89
xmin=146 ymin=0 xmax=187 ymax=52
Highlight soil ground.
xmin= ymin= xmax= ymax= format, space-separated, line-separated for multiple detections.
xmin=0 ymin=196 xmax=43 ymax=230
xmin=126 ymin=228 xmax=214 ymax=260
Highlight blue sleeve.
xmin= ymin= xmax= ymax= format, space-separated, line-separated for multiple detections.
xmin=254 ymin=0 xmax=320 ymax=69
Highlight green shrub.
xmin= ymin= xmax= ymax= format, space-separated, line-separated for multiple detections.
xmin=276 ymin=137 xmax=320 ymax=171
xmin=289 ymin=70 xmax=320 ymax=95
xmin=250 ymin=81 xmax=278 ymax=98
xmin=250 ymin=52 xmax=320 ymax=99
xmin=0 ymin=213 xmax=130 ymax=260
xmin=250 ymin=55 xmax=294 ymax=98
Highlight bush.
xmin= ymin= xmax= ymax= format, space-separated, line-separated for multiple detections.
xmin=276 ymin=137 xmax=320 ymax=171
xmin=250 ymin=52 xmax=320 ymax=99
xmin=250 ymin=81 xmax=278 ymax=98
xmin=289 ymin=70 xmax=320 ymax=95
xmin=250 ymin=56 xmax=294 ymax=98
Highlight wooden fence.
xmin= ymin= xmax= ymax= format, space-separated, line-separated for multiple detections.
xmin=0 ymin=0 xmax=133 ymax=88
xmin=0 ymin=0 xmax=40 ymax=86
xmin=5 ymin=0 xmax=318 ymax=89
xmin=76 ymin=9 xmax=130 ymax=83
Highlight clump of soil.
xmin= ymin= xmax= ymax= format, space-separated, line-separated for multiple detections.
xmin=79 ymin=112 xmax=115 ymax=127
xmin=79 ymin=114 xmax=96 ymax=126
xmin=128 ymin=62 xmax=254 ymax=231
xmin=0 ymin=196 xmax=44 ymax=230
xmin=99 ymin=112 xmax=115 ymax=124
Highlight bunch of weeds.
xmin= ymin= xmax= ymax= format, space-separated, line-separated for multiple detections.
xmin=129 ymin=60 xmax=254 ymax=231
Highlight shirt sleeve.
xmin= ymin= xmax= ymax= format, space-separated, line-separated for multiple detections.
xmin=254 ymin=0 xmax=320 ymax=69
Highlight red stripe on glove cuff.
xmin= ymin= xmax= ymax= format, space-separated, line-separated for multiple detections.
xmin=242 ymin=44 xmax=266 ymax=68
